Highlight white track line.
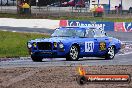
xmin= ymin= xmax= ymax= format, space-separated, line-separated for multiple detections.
xmin=1 ymin=30 xmax=7 ymax=31
xmin=117 ymin=51 xmax=132 ymax=56
xmin=12 ymin=31 xmax=16 ymax=32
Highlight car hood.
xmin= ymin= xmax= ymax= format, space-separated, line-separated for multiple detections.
xmin=30 ymin=37 xmax=78 ymax=43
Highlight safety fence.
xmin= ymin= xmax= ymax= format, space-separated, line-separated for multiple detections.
xmin=0 ymin=6 xmax=132 ymax=18
xmin=0 ymin=0 xmax=132 ymax=18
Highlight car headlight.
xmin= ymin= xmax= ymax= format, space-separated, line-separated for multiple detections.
xmin=27 ymin=42 xmax=32 ymax=48
xmin=33 ymin=42 xmax=37 ymax=48
xmin=59 ymin=43 xmax=64 ymax=48
xmin=53 ymin=42 xmax=57 ymax=48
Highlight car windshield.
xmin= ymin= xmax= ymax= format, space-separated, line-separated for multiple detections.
xmin=51 ymin=28 xmax=85 ymax=37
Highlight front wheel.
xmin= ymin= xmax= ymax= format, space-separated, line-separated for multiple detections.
xmin=66 ymin=45 xmax=79 ymax=61
xmin=105 ymin=46 xmax=115 ymax=60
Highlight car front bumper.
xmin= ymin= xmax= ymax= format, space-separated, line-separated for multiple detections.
xmin=30 ymin=50 xmax=68 ymax=58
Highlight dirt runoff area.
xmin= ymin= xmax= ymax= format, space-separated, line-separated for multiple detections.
xmin=0 ymin=65 xmax=132 ymax=88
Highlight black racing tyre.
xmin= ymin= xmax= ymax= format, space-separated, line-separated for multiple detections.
xmin=31 ymin=55 xmax=43 ymax=62
xmin=77 ymin=76 xmax=87 ymax=85
xmin=66 ymin=45 xmax=79 ymax=61
xmin=105 ymin=46 xmax=115 ymax=60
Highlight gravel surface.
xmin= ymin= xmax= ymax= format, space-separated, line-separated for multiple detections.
xmin=0 ymin=66 xmax=132 ymax=88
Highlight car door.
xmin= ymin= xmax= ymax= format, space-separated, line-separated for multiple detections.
xmin=83 ymin=29 xmax=100 ymax=57
xmin=93 ymin=29 xmax=109 ymax=55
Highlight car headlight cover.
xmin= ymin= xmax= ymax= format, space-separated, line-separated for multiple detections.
xmin=59 ymin=43 xmax=64 ymax=48
xmin=27 ymin=42 xmax=32 ymax=48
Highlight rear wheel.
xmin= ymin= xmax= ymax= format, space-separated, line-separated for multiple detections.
xmin=105 ymin=46 xmax=115 ymax=60
xmin=31 ymin=55 xmax=43 ymax=62
xmin=66 ymin=45 xmax=79 ymax=61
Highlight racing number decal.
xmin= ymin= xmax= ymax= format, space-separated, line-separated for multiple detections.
xmin=85 ymin=41 xmax=94 ymax=52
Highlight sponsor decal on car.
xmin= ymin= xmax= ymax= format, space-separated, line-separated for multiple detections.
xmin=99 ymin=42 xmax=106 ymax=51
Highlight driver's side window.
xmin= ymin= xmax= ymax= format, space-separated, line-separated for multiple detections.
xmin=85 ymin=29 xmax=94 ymax=38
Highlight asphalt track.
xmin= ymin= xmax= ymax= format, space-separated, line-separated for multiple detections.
xmin=0 ymin=27 xmax=132 ymax=68
xmin=0 ymin=26 xmax=54 ymax=34
xmin=0 ymin=26 xmax=132 ymax=41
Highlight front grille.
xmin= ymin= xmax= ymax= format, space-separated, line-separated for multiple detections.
xmin=37 ymin=42 xmax=52 ymax=50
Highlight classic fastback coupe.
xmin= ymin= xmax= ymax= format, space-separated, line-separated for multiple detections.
xmin=27 ymin=27 xmax=121 ymax=62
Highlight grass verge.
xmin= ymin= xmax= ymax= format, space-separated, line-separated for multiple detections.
xmin=0 ymin=13 xmax=132 ymax=22
xmin=0 ymin=31 xmax=50 ymax=58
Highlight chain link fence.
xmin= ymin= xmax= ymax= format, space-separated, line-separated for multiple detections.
xmin=0 ymin=0 xmax=132 ymax=18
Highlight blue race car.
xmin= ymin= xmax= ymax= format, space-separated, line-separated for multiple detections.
xmin=27 ymin=27 xmax=122 ymax=62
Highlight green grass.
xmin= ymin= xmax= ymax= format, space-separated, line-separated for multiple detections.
xmin=0 ymin=13 xmax=132 ymax=22
xmin=0 ymin=31 xmax=50 ymax=57
xmin=0 ymin=13 xmax=33 ymax=19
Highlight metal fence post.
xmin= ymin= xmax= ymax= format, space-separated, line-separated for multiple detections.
xmin=0 ymin=0 xmax=2 ymax=13
xmin=36 ymin=0 xmax=38 ymax=16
